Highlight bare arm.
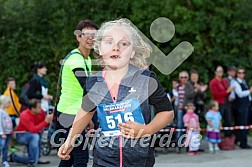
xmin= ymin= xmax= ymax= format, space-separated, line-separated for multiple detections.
xmin=67 ymin=108 xmax=94 ymax=141
xmin=118 ymin=110 xmax=174 ymax=138
xmin=147 ymin=111 xmax=174 ymax=134
xmin=219 ymin=121 xmax=223 ymax=130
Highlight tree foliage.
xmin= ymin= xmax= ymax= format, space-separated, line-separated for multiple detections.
xmin=0 ymin=0 xmax=252 ymax=94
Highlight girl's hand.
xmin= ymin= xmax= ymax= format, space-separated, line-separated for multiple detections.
xmin=118 ymin=121 xmax=151 ymax=139
xmin=1 ymin=134 xmax=6 ymax=139
xmin=57 ymin=139 xmax=74 ymax=160
xmin=198 ymin=127 xmax=202 ymax=131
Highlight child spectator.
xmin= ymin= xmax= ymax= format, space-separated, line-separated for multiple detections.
xmin=0 ymin=95 xmax=13 ymax=167
xmin=183 ymin=102 xmax=201 ymax=155
xmin=205 ymin=100 xmax=222 ymax=152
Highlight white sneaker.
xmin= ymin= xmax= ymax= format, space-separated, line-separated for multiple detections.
xmin=2 ymin=161 xmax=10 ymax=167
xmin=215 ymin=146 xmax=220 ymax=151
xmin=209 ymin=147 xmax=214 ymax=153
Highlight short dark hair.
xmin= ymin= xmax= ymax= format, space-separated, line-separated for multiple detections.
xmin=28 ymin=99 xmax=41 ymax=109
xmin=6 ymin=77 xmax=15 ymax=84
xmin=190 ymin=69 xmax=198 ymax=75
xmin=209 ymin=100 xmax=218 ymax=109
xmin=227 ymin=65 xmax=236 ymax=71
xmin=75 ymin=20 xmax=98 ymax=31
xmin=31 ymin=62 xmax=46 ymax=73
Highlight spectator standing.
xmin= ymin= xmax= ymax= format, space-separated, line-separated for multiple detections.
xmin=3 ymin=77 xmax=21 ymax=152
xmin=233 ymin=67 xmax=252 ymax=149
xmin=3 ymin=77 xmax=21 ymax=128
xmin=177 ymin=71 xmax=195 ymax=140
xmin=205 ymin=101 xmax=222 ymax=153
xmin=0 ymin=95 xmax=13 ymax=167
xmin=209 ymin=66 xmax=234 ymax=137
xmin=27 ymin=63 xmax=53 ymax=112
xmin=183 ymin=103 xmax=201 ymax=155
xmin=189 ymin=70 xmax=207 ymax=120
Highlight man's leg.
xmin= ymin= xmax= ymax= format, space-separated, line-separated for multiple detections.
xmin=219 ymin=104 xmax=232 ymax=137
xmin=72 ymin=130 xmax=89 ymax=167
xmin=57 ymin=122 xmax=74 ymax=167
xmin=224 ymin=105 xmax=233 ymax=137
xmin=176 ymin=109 xmax=185 ymax=140
xmin=12 ymin=133 xmax=40 ymax=164
xmin=238 ymin=107 xmax=250 ymax=147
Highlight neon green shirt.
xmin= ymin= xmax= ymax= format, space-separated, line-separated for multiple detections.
xmin=57 ymin=48 xmax=92 ymax=115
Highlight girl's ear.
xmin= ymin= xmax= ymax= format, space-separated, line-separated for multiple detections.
xmin=130 ymin=50 xmax=135 ymax=59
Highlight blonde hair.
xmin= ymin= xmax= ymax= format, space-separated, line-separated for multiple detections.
xmin=93 ymin=18 xmax=152 ymax=68
xmin=0 ymin=95 xmax=11 ymax=107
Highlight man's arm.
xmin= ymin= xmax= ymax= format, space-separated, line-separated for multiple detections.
xmin=234 ymin=81 xmax=251 ymax=98
xmin=20 ymin=115 xmax=49 ymax=133
xmin=72 ymin=68 xmax=88 ymax=88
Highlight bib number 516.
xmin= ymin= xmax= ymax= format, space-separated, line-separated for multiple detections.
xmin=106 ymin=112 xmax=134 ymax=129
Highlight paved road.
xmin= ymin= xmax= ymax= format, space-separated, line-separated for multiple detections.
xmin=10 ymin=138 xmax=252 ymax=167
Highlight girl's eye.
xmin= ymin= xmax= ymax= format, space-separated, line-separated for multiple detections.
xmin=119 ymin=41 xmax=130 ymax=47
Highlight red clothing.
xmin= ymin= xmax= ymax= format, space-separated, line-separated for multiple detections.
xmin=16 ymin=109 xmax=48 ymax=133
xmin=209 ymin=77 xmax=229 ymax=104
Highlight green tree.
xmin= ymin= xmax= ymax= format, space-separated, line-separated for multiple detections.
xmin=0 ymin=0 xmax=251 ymax=95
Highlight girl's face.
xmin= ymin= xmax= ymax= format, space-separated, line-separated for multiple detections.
xmin=4 ymin=101 xmax=11 ymax=109
xmin=99 ymin=26 xmax=135 ymax=70
xmin=186 ymin=106 xmax=195 ymax=113
xmin=212 ymin=103 xmax=219 ymax=111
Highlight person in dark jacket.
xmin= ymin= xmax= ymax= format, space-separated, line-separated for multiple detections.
xmin=233 ymin=67 xmax=252 ymax=149
xmin=27 ymin=63 xmax=53 ymax=112
xmin=189 ymin=69 xmax=207 ymax=120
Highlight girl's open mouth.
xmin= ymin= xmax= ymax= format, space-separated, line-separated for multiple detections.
xmin=110 ymin=55 xmax=120 ymax=59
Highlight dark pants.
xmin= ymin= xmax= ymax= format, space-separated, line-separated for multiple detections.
xmin=219 ymin=103 xmax=233 ymax=137
xmin=56 ymin=113 xmax=89 ymax=167
xmin=195 ymin=104 xmax=205 ymax=122
xmin=236 ymin=106 xmax=250 ymax=147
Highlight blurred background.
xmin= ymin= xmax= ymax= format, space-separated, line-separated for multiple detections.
xmin=0 ymin=0 xmax=252 ymax=95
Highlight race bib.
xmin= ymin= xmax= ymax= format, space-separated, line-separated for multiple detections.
xmin=97 ymin=98 xmax=145 ymax=137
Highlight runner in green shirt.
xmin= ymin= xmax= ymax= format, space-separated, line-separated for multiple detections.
xmin=56 ymin=20 xmax=97 ymax=167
